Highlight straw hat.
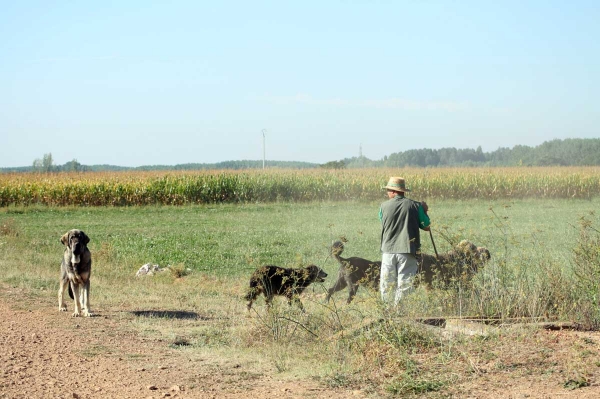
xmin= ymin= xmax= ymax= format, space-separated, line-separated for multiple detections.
xmin=383 ymin=176 xmax=411 ymax=192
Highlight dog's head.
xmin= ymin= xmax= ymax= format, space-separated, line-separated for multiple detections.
xmin=453 ymin=240 xmax=491 ymax=273
xmin=306 ymin=264 xmax=327 ymax=283
xmin=61 ymin=229 xmax=90 ymax=264
xmin=456 ymin=240 xmax=478 ymax=255
xmin=477 ymin=246 xmax=491 ymax=262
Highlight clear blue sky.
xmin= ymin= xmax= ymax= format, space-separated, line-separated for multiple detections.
xmin=1 ymin=1 xmax=598 ymax=167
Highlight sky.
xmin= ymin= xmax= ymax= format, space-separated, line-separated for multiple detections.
xmin=1 ymin=1 xmax=599 ymax=167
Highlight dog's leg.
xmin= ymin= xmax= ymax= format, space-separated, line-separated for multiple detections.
xmin=70 ymin=281 xmax=82 ymax=317
xmin=325 ymin=270 xmax=348 ymax=303
xmin=346 ymin=284 xmax=359 ymax=304
xmin=290 ymin=295 xmax=305 ymax=312
xmin=265 ymin=295 xmax=272 ymax=309
xmin=246 ymin=293 xmax=257 ymax=311
xmin=81 ymin=279 xmax=92 ymax=317
xmin=343 ymin=272 xmax=361 ymax=304
xmin=58 ymin=278 xmax=69 ymax=311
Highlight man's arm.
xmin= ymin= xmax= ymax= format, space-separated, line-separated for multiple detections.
xmin=418 ymin=201 xmax=430 ymax=231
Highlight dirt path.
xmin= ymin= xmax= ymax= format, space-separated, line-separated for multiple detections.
xmin=2 ymin=285 xmax=600 ymax=399
xmin=0 ymin=286 xmax=361 ymax=399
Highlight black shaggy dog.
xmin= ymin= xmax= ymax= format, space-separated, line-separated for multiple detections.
xmin=245 ymin=265 xmax=327 ymax=311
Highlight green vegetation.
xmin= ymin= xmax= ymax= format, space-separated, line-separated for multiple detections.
xmin=1 ymin=198 xmax=598 ymax=314
xmin=2 ymin=198 xmax=600 ymax=396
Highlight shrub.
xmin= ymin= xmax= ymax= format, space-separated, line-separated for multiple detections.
xmin=571 ymin=214 xmax=600 ymax=329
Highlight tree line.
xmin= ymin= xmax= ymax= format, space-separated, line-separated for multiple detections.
xmin=2 ymin=138 xmax=599 ymax=173
xmin=342 ymin=138 xmax=600 ymax=168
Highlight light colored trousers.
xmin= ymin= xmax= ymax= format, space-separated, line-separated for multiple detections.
xmin=380 ymin=253 xmax=418 ymax=305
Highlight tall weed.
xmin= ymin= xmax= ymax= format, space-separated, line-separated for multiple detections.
xmin=571 ymin=214 xmax=600 ymax=329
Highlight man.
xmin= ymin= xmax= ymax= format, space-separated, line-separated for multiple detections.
xmin=378 ymin=176 xmax=430 ymax=305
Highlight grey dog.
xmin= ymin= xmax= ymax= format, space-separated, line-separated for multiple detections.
xmin=325 ymin=240 xmax=491 ymax=303
xmin=58 ymin=229 xmax=93 ymax=317
xmin=325 ymin=241 xmax=381 ymax=304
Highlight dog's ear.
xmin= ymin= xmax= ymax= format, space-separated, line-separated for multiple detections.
xmin=60 ymin=232 xmax=70 ymax=246
xmin=81 ymin=231 xmax=90 ymax=245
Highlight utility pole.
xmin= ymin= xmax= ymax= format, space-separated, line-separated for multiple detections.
xmin=359 ymin=143 xmax=363 ymax=167
xmin=261 ymin=129 xmax=267 ymax=169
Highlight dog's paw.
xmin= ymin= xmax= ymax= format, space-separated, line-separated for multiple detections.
xmin=82 ymin=310 xmax=93 ymax=317
xmin=59 ymin=305 xmax=67 ymax=312
xmin=71 ymin=311 xmax=81 ymax=317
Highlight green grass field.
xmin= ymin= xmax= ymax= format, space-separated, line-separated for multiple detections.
xmin=1 ymin=198 xmax=595 ymax=273
xmin=2 ymin=198 xmax=600 ymax=395
xmin=0 ymin=198 xmax=597 ymax=308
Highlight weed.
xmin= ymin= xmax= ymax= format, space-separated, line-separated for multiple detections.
xmin=169 ymin=263 xmax=190 ymax=278
xmin=375 ymin=318 xmax=437 ymax=351
xmin=94 ymin=241 xmax=116 ymax=263
xmin=325 ymin=372 xmax=353 ymax=388
xmin=563 ymin=375 xmax=590 ymax=390
xmin=571 ymin=215 xmax=600 ymax=329
xmin=81 ymin=345 xmax=110 ymax=358
xmin=170 ymin=337 xmax=192 ymax=348
xmin=385 ymin=373 xmax=446 ymax=395
xmin=271 ymin=343 xmax=293 ymax=373
xmin=249 ymin=304 xmax=318 ymax=343
xmin=0 ymin=217 xmax=19 ymax=236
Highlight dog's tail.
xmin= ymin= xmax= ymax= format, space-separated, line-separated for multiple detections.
xmin=331 ymin=240 xmax=345 ymax=263
xmin=68 ymin=285 xmax=74 ymax=300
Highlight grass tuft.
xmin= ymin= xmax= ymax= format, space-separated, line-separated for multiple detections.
xmin=0 ymin=217 xmax=19 ymax=237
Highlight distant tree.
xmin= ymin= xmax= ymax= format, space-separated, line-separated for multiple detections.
xmin=344 ymin=156 xmax=382 ymax=168
xmin=32 ymin=153 xmax=54 ymax=173
xmin=32 ymin=158 xmax=43 ymax=172
xmin=63 ymin=159 xmax=85 ymax=172
xmin=42 ymin=153 xmax=54 ymax=172
xmin=535 ymin=156 xmax=567 ymax=166
xmin=320 ymin=160 xmax=346 ymax=169
xmin=438 ymin=147 xmax=458 ymax=166
xmin=424 ymin=149 xmax=440 ymax=166
xmin=510 ymin=145 xmax=535 ymax=166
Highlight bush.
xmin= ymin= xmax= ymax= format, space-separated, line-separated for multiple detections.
xmin=571 ymin=214 xmax=600 ymax=329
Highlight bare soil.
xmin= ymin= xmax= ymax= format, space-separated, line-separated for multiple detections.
xmin=2 ymin=285 xmax=600 ymax=399
xmin=0 ymin=286 xmax=358 ymax=399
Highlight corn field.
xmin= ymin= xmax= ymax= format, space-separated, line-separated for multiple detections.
xmin=1 ymin=167 xmax=599 ymax=207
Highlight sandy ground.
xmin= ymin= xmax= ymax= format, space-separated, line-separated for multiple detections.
xmin=2 ymin=285 xmax=600 ymax=399
xmin=0 ymin=286 xmax=362 ymax=399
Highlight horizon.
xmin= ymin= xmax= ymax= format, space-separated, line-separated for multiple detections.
xmin=2 ymin=1 xmax=599 ymax=168
xmin=3 ymin=137 xmax=595 ymax=170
